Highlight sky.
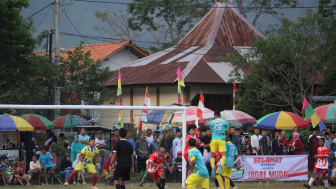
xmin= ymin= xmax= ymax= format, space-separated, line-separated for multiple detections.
xmin=21 ymin=0 xmax=318 ymax=52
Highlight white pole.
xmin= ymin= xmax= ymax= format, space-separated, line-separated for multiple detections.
xmin=55 ymin=0 xmax=61 ymax=118
xmin=181 ymin=108 xmax=187 ymax=188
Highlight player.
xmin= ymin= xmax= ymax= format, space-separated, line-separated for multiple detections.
xmin=148 ymin=147 xmax=170 ymax=189
xmin=64 ymin=138 xmax=101 ymax=189
xmin=210 ymin=110 xmax=229 ymax=177
xmin=304 ymin=138 xmax=329 ymax=189
xmin=184 ymin=124 xmax=204 ymax=163
xmin=185 ymin=138 xmax=209 ymax=189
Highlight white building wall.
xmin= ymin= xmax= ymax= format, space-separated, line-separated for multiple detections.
xmin=100 ymin=48 xmax=139 ymax=70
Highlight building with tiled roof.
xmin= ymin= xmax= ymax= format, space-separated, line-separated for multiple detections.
xmin=100 ymin=1 xmax=264 ymax=129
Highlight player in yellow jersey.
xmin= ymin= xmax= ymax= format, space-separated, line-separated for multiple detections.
xmin=64 ymin=138 xmax=101 ymax=189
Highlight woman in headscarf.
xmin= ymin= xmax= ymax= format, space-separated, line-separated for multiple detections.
xmin=288 ymin=132 xmax=303 ymax=155
xmin=71 ymin=135 xmax=83 ymax=163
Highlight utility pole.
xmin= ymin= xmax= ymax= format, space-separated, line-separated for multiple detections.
xmin=55 ymin=0 xmax=61 ymax=119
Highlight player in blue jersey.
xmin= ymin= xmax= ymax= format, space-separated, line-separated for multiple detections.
xmin=185 ymin=138 xmax=209 ymax=189
xmin=210 ymin=110 xmax=229 ymax=177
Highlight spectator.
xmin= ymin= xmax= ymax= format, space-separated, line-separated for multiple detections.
xmin=330 ymin=162 xmax=336 ymax=186
xmin=135 ymin=133 xmax=149 ymax=172
xmin=200 ymin=128 xmax=211 ymax=164
xmin=72 ymin=154 xmax=86 ymax=184
xmin=161 ymin=133 xmax=173 ymax=155
xmin=259 ymin=130 xmax=270 ymax=155
xmin=29 ymin=155 xmax=41 ymax=185
xmin=251 ymin=128 xmax=262 ymax=155
xmin=280 ymin=131 xmax=288 ymax=155
xmin=102 ymin=155 xmax=114 ymax=185
xmin=241 ymin=136 xmax=252 ymax=154
xmin=245 ymin=148 xmax=252 ymax=155
xmin=19 ymin=158 xmax=31 ymax=181
xmin=71 ymin=135 xmax=83 ymax=163
xmin=164 ymin=152 xmax=176 ymax=182
xmin=174 ymin=151 xmax=182 ymax=182
xmin=330 ymin=131 xmax=335 ymax=144
xmin=59 ymin=133 xmax=69 ymax=149
xmin=308 ymin=129 xmax=320 ymax=171
xmin=0 ymin=157 xmax=12 ymax=185
xmin=45 ymin=132 xmax=57 ymax=146
xmin=323 ymin=132 xmax=332 ymax=152
xmin=78 ymin=128 xmax=90 ymax=147
xmin=329 ymin=152 xmax=336 ymax=174
xmin=172 ymin=129 xmax=182 ymax=160
xmin=111 ymin=129 xmax=120 ymax=150
xmin=149 ymin=134 xmax=159 ymax=154
xmin=272 ymin=131 xmax=283 ymax=155
xmin=168 ymin=129 xmax=175 ymax=142
xmin=24 ymin=132 xmax=35 ymax=173
xmin=95 ymin=130 xmax=106 ymax=174
xmin=13 ymin=165 xmax=30 ymax=185
xmin=234 ymin=129 xmax=242 ymax=155
xmin=146 ymin=129 xmax=153 ymax=146
xmin=288 ymin=127 xmax=303 ymax=142
xmin=59 ymin=155 xmax=75 ymax=184
xmin=154 ymin=131 xmax=161 ymax=141
xmin=39 ymin=146 xmax=62 ymax=185
xmin=199 ymin=129 xmax=207 ymax=141
xmin=9 ymin=160 xmax=15 ymax=172
xmin=126 ymin=131 xmax=135 ymax=151
xmin=322 ymin=129 xmax=327 ymax=136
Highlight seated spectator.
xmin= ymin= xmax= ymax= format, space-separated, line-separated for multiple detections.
xmin=39 ymin=146 xmax=62 ymax=185
xmin=9 ymin=160 xmax=15 ymax=172
xmin=329 ymin=152 xmax=336 ymax=173
xmin=19 ymin=158 xmax=31 ymax=181
xmin=288 ymin=132 xmax=303 ymax=155
xmin=329 ymin=162 xmax=336 ymax=186
xmin=0 ymin=157 xmax=13 ymax=185
xmin=29 ymin=155 xmax=42 ymax=184
xmin=59 ymin=155 xmax=75 ymax=184
xmin=13 ymin=165 xmax=30 ymax=185
xmin=164 ymin=152 xmax=176 ymax=182
xmin=174 ymin=151 xmax=182 ymax=182
xmin=149 ymin=134 xmax=159 ymax=154
xmin=72 ymin=153 xmax=86 ymax=184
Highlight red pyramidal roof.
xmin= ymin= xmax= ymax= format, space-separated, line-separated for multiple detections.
xmin=104 ymin=2 xmax=264 ymax=86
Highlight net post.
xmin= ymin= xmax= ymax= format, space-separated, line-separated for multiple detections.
xmin=181 ymin=108 xmax=187 ymax=188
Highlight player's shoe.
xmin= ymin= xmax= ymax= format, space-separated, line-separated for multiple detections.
xmin=211 ymin=167 xmax=216 ymax=178
xmin=303 ymin=184 xmax=310 ymax=189
xmin=92 ymin=186 xmax=98 ymax=189
xmin=64 ymin=182 xmax=68 ymax=186
xmin=217 ymin=164 xmax=222 ymax=175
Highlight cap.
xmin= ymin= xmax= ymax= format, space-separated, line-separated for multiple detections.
xmin=15 ymin=157 xmax=20 ymax=161
xmin=177 ymin=151 xmax=182 ymax=155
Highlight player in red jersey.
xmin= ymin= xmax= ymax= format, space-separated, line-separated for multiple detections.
xmin=304 ymin=138 xmax=329 ymax=189
xmin=148 ymin=147 xmax=169 ymax=189
xmin=183 ymin=125 xmax=204 ymax=163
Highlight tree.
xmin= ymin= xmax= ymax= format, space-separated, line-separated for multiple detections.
xmin=228 ymin=10 xmax=336 ymax=118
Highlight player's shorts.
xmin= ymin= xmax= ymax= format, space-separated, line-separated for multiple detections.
xmin=210 ymin=140 xmax=226 ymax=153
xmin=314 ymin=167 xmax=327 ymax=175
xmin=221 ymin=166 xmax=232 ymax=177
xmin=114 ymin=164 xmax=131 ymax=181
xmin=185 ymin=173 xmax=209 ymax=189
xmin=150 ymin=168 xmax=164 ymax=181
xmin=75 ymin=162 xmax=97 ymax=173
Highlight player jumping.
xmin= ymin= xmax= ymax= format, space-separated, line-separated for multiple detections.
xmin=64 ymin=138 xmax=101 ymax=189
xmin=148 ymin=147 xmax=170 ymax=189
xmin=185 ymin=138 xmax=209 ymax=189
xmin=304 ymin=137 xmax=329 ymax=189
xmin=210 ymin=110 xmax=229 ymax=177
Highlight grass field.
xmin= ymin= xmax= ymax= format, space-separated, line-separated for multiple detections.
xmin=1 ymin=181 xmax=309 ymax=189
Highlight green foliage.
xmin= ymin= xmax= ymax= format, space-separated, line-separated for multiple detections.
xmin=227 ymin=10 xmax=336 ymax=118
xmin=51 ymin=139 xmax=66 ymax=157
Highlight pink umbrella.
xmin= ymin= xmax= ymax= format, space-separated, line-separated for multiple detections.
xmin=169 ymin=106 xmax=214 ymax=125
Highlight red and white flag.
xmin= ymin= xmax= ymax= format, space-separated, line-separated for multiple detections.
xmin=233 ymin=81 xmax=237 ymax=110
xmin=141 ymin=87 xmax=151 ymax=122
xmin=197 ymin=92 xmax=205 ymax=120
xmin=138 ymin=119 xmax=143 ymax=131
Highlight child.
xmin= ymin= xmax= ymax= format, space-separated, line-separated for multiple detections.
xmin=72 ymin=153 xmax=86 ymax=184
xmin=13 ymin=165 xmax=30 ymax=185
xmin=102 ymin=155 xmax=114 ymax=185
xmin=19 ymin=158 xmax=31 ymax=181
xmin=30 ymin=155 xmax=42 ymax=184
xmin=0 ymin=157 xmax=13 ymax=185
xmin=39 ymin=146 xmax=62 ymax=185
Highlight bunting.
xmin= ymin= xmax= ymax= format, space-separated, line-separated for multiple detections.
xmin=302 ymin=97 xmax=326 ymax=133
xmin=176 ymin=67 xmax=185 ymax=104
xmin=117 ymin=70 xmax=124 ymax=128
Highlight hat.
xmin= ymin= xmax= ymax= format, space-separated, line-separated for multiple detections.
xmin=177 ymin=151 xmax=182 ymax=155
xmin=15 ymin=157 xmax=20 ymax=161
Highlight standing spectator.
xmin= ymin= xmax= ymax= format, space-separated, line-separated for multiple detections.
xmin=199 ymin=129 xmax=207 ymax=141
xmin=241 ymin=136 xmax=252 ymax=154
xmin=288 ymin=132 xmax=303 ymax=155
xmin=24 ymin=133 xmax=35 ymax=173
xmin=272 ymin=131 xmax=283 ymax=155
xmin=45 ymin=132 xmax=57 ymax=146
xmin=163 ymin=152 xmax=176 ymax=182
xmin=154 ymin=131 xmax=162 ymax=141
xmin=146 ymin=129 xmax=153 ymax=146
xmin=251 ymin=128 xmax=262 ymax=155
xmin=78 ymin=128 xmax=90 ymax=147
xmin=280 ymin=131 xmax=288 ymax=155
xmin=259 ymin=130 xmax=270 ymax=155
xmin=29 ymin=155 xmax=41 ymax=184
xmin=328 ymin=152 xmax=336 ymax=174
xmin=168 ymin=129 xmax=175 ymax=142
xmin=135 ymin=133 xmax=149 ymax=172
xmin=200 ymin=128 xmax=211 ymax=163
xmin=323 ymin=132 xmax=332 ymax=152
xmin=149 ymin=134 xmax=160 ymax=154
xmin=59 ymin=133 xmax=69 ymax=149
xmin=330 ymin=131 xmax=335 ymax=144
xmin=161 ymin=133 xmax=172 ymax=155
xmin=308 ymin=129 xmax=320 ymax=171
xmin=71 ymin=135 xmax=83 ymax=163
xmin=172 ymin=129 xmax=182 ymax=160
xmin=39 ymin=146 xmax=62 ymax=185
xmin=111 ymin=129 xmax=120 ymax=150
xmin=95 ymin=130 xmax=106 ymax=174
xmin=59 ymin=155 xmax=75 ymax=184
xmin=126 ymin=131 xmax=135 ymax=151
xmin=288 ymin=127 xmax=303 ymax=142
xmin=234 ymin=129 xmax=242 ymax=155
xmin=174 ymin=151 xmax=182 ymax=182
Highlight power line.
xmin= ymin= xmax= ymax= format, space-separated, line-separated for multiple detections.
xmin=75 ymin=0 xmax=326 ymax=9
xmin=35 ymin=5 xmax=52 ymax=31
xmin=24 ymin=2 xmax=54 ymax=20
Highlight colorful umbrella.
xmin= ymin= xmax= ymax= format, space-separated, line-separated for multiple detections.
xmin=220 ymin=110 xmax=256 ymax=128
xmin=257 ymin=111 xmax=309 ymax=129
xmin=53 ymin=115 xmax=80 ymax=129
xmin=0 ymin=114 xmax=34 ymax=131
xmin=22 ymin=114 xmax=54 ymax=130
xmin=307 ymin=104 xmax=336 ymax=123
xmin=170 ymin=106 xmax=214 ymax=125
xmin=144 ymin=104 xmax=181 ymax=125
xmin=73 ymin=115 xmax=90 ymax=126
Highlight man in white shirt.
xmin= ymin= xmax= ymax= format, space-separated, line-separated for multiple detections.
xmin=95 ymin=130 xmax=106 ymax=175
xmin=172 ymin=129 xmax=182 ymax=160
xmin=146 ymin=129 xmax=153 ymax=147
xmin=251 ymin=128 xmax=262 ymax=155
